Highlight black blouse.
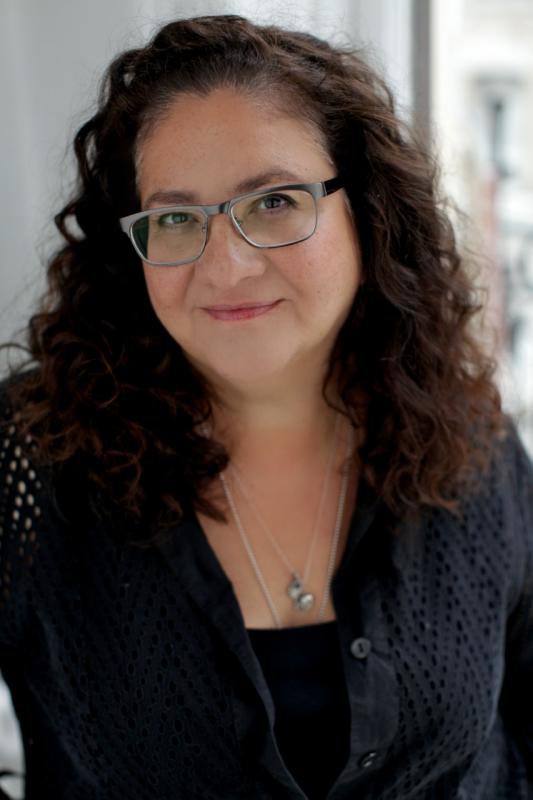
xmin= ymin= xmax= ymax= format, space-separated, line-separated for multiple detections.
xmin=248 ymin=621 xmax=351 ymax=800
xmin=1 ymin=379 xmax=533 ymax=798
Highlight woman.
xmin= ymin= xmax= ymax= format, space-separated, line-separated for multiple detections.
xmin=0 ymin=13 xmax=531 ymax=800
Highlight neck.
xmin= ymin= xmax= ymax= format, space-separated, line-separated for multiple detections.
xmin=219 ymin=402 xmax=341 ymax=471
xmin=205 ymin=380 xmax=353 ymax=479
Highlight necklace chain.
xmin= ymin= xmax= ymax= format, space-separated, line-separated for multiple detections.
xmin=219 ymin=419 xmax=354 ymax=629
xmin=227 ymin=413 xmax=340 ymax=584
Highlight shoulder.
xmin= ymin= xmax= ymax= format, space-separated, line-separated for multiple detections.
xmin=499 ymin=418 xmax=533 ymax=504
xmin=0 ymin=371 xmax=48 ymax=645
xmin=0 ymin=370 xmax=45 ymax=499
xmin=487 ymin=417 xmax=533 ymax=543
xmin=460 ymin=414 xmax=533 ymax=513
xmin=459 ymin=417 xmax=533 ymax=615
xmin=393 ymin=418 xmax=533 ymax=616
xmin=499 ymin=419 xmax=533 ymax=606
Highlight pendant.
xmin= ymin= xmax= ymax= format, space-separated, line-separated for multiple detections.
xmin=296 ymin=592 xmax=314 ymax=611
xmin=287 ymin=574 xmax=315 ymax=611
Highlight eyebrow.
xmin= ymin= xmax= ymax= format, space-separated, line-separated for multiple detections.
xmin=143 ymin=169 xmax=304 ymax=208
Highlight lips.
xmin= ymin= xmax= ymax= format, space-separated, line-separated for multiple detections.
xmin=203 ymin=300 xmax=281 ymax=321
xmin=205 ymin=301 xmax=278 ymax=311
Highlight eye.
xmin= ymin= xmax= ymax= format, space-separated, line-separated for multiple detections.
xmin=156 ymin=211 xmax=192 ymax=227
xmin=256 ymin=193 xmax=295 ymax=212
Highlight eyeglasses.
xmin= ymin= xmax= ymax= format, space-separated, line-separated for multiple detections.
xmin=119 ymin=176 xmax=344 ymax=266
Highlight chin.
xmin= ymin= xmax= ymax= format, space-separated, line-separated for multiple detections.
xmin=213 ymin=352 xmax=295 ymax=384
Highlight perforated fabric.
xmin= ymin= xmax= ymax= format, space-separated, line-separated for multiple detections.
xmin=0 ymin=378 xmax=532 ymax=799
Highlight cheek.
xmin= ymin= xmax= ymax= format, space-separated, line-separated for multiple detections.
xmin=142 ymin=267 xmax=185 ymax=317
xmin=296 ymin=225 xmax=361 ymax=308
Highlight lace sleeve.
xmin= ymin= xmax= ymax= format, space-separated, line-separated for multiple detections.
xmin=0 ymin=389 xmax=43 ymax=649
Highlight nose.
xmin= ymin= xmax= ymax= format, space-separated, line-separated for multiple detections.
xmin=196 ymin=213 xmax=267 ymax=288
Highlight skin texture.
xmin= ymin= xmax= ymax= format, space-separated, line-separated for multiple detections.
xmin=136 ymin=87 xmax=362 ymax=473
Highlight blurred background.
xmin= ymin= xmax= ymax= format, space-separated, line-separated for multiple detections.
xmin=1 ymin=0 xmax=532 ymax=796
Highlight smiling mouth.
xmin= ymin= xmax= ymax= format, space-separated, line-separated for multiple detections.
xmin=203 ymin=300 xmax=282 ymax=321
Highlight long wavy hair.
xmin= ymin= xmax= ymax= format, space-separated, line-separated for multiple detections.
xmin=3 ymin=14 xmax=503 ymax=546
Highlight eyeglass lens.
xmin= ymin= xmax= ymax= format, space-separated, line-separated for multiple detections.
xmin=131 ymin=188 xmax=317 ymax=265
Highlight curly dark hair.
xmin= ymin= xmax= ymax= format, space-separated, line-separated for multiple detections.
xmin=3 ymin=14 xmax=503 ymax=546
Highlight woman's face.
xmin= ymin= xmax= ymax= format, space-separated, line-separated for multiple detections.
xmin=136 ymin=87 xmax=362 ymax=394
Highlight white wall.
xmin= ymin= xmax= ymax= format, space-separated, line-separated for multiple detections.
xmin=1 ymin=0 xmax=150 ymax=360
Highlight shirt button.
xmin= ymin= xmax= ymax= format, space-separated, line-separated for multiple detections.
xmin=350 ymin=637 xmax=372 ymax=659
xmin=359 ymin=751 xmax=378 ymax=769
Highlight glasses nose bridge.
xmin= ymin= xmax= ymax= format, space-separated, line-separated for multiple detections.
xmin=203 ymin=198 xmax=245 ymax=243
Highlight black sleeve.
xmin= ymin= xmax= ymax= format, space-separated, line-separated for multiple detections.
xmin=498 ymin=422 xmax=533 ymax=785
xmin=0 ymin=383 xmax=43 ymax=650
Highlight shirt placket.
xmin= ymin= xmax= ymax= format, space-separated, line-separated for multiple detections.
xmin=327 ymin=572 xmax=400 ymax=799
xmin=323 ymin=491 xmax=400 ymax=799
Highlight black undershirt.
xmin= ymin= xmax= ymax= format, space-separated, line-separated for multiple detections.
xmin=247 ymin=621 xmax=351 ymax=800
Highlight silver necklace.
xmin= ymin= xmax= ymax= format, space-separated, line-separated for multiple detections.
xmin=219 ymin=419 xmax=354 ymax=628
xmin=227 ymin=413 xmax=339 ymax=613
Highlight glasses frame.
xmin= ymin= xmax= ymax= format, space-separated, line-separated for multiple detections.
xmin=119 ymin=176 xmax=344 ymax=266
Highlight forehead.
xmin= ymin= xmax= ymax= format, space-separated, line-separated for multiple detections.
xmin=135 ymin=87 xmax=333 ymax=204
